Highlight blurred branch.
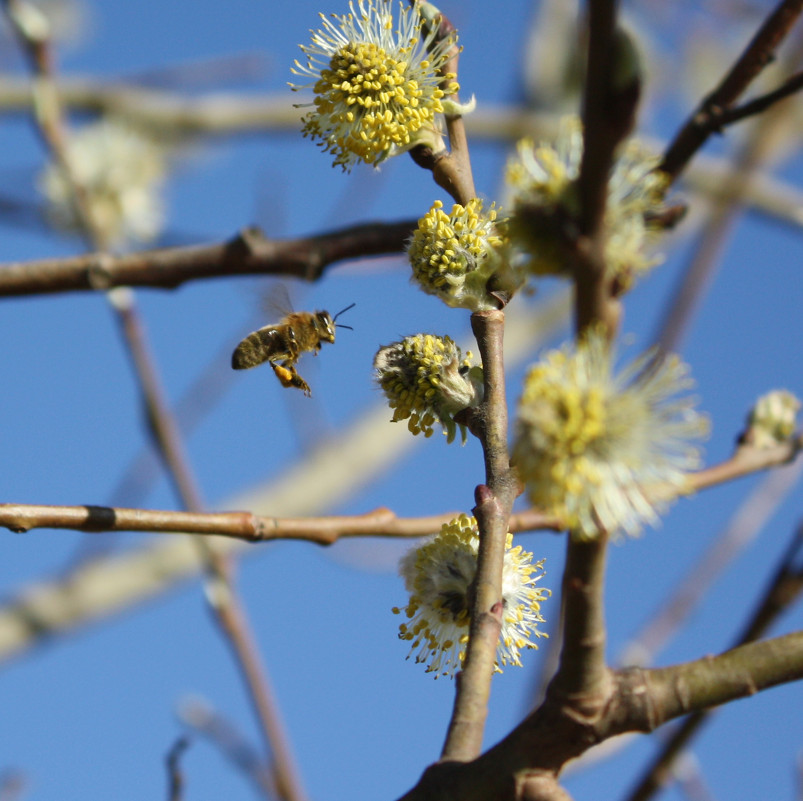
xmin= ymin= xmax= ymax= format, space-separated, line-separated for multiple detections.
xmin=0 ymin=503 xmax=559 ymax=542
xmin=573 ymin=0 xmax=634 ymax=335
xmin=178 ymin=697 xmax=275 ymax=798
xmin=113 ymin=289 xmax=206 ymax=509
xmin=0 ymin=78 xmax=302 ymax=134
xmin=623 ymin=522 xmax=803 ymax=801
xmin=660 ymin=0 xmax=803 ymax=182
xmin=689 ymin=435 xmax=803 ymax=492
xmin=2 ymin=81 xmax=802 ymax=225
xmin=540 ymin=0 xmax=624 ymax=766
xmin=205 ymin=566 xmax=307 ymax=801
xmin=166 ymin=737 xmax=191 ymax=801
xmin=672 ymin=753 xmax=717 ymax=801
xmin=619 ymin=459 xmax=802 ymax=668
xmin=0 ymin=221 xmax=416 ymax=296
xmin=717 ymin=69 xmax=803 ymax=126
xmin=123 ymin=52 xmax=269 ymax=90
xmin=654 ymin=51 xmax=803 ymax=354
xmin=681 ymin=157 xmax=803 ymax=230
xmin=0 ymin=771 xmax=26 ymax=801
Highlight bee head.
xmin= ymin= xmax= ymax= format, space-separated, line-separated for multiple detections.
xmin=314 ymin=311 xmax=336 ymax=344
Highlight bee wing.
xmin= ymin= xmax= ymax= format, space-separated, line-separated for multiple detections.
xmin=263 ymin=282 xmax=294 ymax=320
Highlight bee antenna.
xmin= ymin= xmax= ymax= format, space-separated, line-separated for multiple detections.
xmin=335 ymin=324 xmax=353 ymax=331
xmin=333 ymin=302 xmax=356 ymax=322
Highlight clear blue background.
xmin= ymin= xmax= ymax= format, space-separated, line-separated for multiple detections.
xmin=1 ymin=1 xmax=801 ymax=800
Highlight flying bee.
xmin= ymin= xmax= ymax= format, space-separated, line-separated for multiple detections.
xmin=231 ymin=303 xmax=355 ymax=396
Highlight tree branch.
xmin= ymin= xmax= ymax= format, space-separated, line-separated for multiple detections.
xmin=652 ymin=91 xmax=797 ymax=354
xmin=0 ymin=503 xmax=559 ymax=542
xmin=660 ymin=0 xmax=803 ymax=182
xmin=573 ymin=0 xmax=636 ymax=335
xmin=547 ymin=535 xmax=612 ymax=703
xmin=0 ymin=220 xmax=416 ymax=297
xmin=689 ymin=435 xmax=803 ymax=492
xmin=716 ymin=69 xmax=803 ymax=127
xmin=397 ymin=631 xmax=803 ymax=801
xmin=441 ymin=310 xmax=520 ymax=762
xmin=633 ymin=631 xmax=803 ymax=730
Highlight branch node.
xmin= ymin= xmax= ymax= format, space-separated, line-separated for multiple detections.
xmin=232 ymin=225 xmax=270 ymax=257
xmin=473 ymin=483 xmax=495 ymax=510
xmin=86 ymin=253 xmax=115 ymax=291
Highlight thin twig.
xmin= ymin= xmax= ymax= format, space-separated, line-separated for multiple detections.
xmin=436 ymin=9 xmax=476 ymax=204
xmin=166 ymin=737 xmax=191 ymax=801
xmin=653 ymin=71 xmax=801 ymax=354
xmin=406 ymin=5 xmax=476 ymax=204
xmin=717 ymin=69 xmax=803 ymax=127
xmin=1 ymin=433 xmax=799 ymax=542
xmin=689 ymin=435 xmax=803 ymax=491
xmin=660 ymin=0 xmax=803 ymax=182
xmin=114 ymin=291 xmax=205 ymax=508
xmin=0 ymin=503 xmax=559 ymax=542
xmin=178 ymin=697 xmax=275 ymax=797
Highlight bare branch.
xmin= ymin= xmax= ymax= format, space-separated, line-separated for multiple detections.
xmin=717 ymin=69 xmax=803 ymax=127
xmin=0 ymin=221 xmax=416 ymax=297
xmin=0 ymin=503 xmax=558 ymax=542
xmin=548 ymin=535 xmax=612 ymax=702
xmin=689 ymin=435 xmax=803 ymax=492
xmin=399 ymin=630 xmax=803 ymax=801
xmin=653 ymin=88 xmax=800 ymax=354
xmin=660 ymin=0 xmax=803 ymax=181
xmin=442 ymin=311 xmax=521 ymax=762
xmin=614 ymin=633 xmax=803 ymax=734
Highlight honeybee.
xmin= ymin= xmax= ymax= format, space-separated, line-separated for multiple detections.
xmin=231 ymin=303 xmax=355 ymax=396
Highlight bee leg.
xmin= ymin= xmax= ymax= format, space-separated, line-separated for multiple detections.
xmin=271 ymin=362 xmax=312 ymax=396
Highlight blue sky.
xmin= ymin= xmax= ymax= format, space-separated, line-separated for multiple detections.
xmin=1 ymin=1 xmax=802 ymax=800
